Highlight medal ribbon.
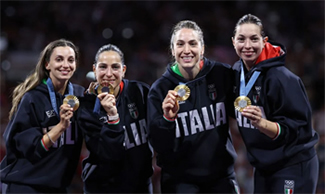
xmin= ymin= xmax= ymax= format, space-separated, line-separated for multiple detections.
xmin=93 ymin=98 xmax=101 ymax=115
xmin=92 ymin=84 xmax=102 ymax=115
xmin=46 ymin=78 xmax=74 ymax=118
xmin=239 ymin=61 xmax=261 ymax=96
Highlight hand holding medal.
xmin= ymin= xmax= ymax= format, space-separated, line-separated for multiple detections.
xmin=162 ymin=84 xmax=190 ymax=120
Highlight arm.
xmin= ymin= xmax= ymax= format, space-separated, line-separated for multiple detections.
xmin=241 ymin=106 xmax=280 ymax=139
xmin=6 ymin=93 xmax=71 ymax=163
xmin=78 ymin=94 xmax=125 ymax=161
xmin=147 ymin=88 xmax=178 ymax=154
xmin=242 ymin=72 xmax=314 ymax=142
xmin=42 ymin=103 xmax=74 ymax=148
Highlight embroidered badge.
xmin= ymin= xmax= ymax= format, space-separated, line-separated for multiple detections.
xmin=208 ymin=84 xmax=217 ymax=100
xmin=46 ymin=110 xmax=56 ymax=118
xmin=284 ymin=180 xmax=294 ymax=194
xmin=128 ymin=103 xmax=139 ymax=119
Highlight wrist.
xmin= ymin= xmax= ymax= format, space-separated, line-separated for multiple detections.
xmin=163 ymin=114 xmax=177 ymax=122
xmin=47 ymin=132 xmax=55 ymax=144
xmin=56 ymin=123 xmax=66 ymax=133
xmin=107 ymin=113 xmax=119 ymax=121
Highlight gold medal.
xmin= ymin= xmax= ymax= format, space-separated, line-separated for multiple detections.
xmin=97 ymin=84 xmax=114 ymax=95
xmin=63 ymin=95 xmax=80 ymax=111
xmin=174 ymin=85 xmax=190 ymax=101
xmin=234 ymin=96 xmax=251 ymax=112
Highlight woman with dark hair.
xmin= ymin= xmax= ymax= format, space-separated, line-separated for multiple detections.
xmin=78 ymin=44 xmax=153 ymax=193
xmin=232 ymin=14 xmax=319 ymax=193
xmin=1 ymin=39 xmax=85 ymax=193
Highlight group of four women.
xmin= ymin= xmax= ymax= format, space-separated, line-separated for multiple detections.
xmin=1 ymin=14 xmax=319 ymax=193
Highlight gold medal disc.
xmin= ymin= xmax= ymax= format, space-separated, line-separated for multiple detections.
xmin=63 ymin=95 xmax=80 ymax=111
xmin=97 ymin=84 xmax=114 ymax=95
xmin=174 ymin=85 xmax=190 ymax=101
xmin=234 ymin=96 xmax=251 ymax=112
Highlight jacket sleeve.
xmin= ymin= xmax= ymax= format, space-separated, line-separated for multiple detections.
xmin=4 ymin=93 xmax=48 ymax=164
xmin=265 ymin=71 xmax=316 ymax=149
xmin=147 ymin=86 xmax=177 ymax=154
xmin=78 ymin=108 xmax=125 ymax=162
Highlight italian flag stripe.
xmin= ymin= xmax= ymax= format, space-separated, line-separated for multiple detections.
xmin=285 ymin=189 xmax=293 ymax=194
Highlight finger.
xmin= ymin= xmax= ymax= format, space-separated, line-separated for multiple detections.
xmin=165 ymin=98 xmax=177 ymax=107
xmin=164 ymin=102 xmax=175 ymax=109
xmin=168 ymin=90 xmax=178 ymax=98
xmin=61 ymin=105 xmax=73 ymax=113
xmin=97 ymin=93 xmax=108 ymax=100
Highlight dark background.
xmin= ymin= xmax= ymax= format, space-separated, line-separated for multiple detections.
xmin=1 ymin=1 xmax=324 ymax=193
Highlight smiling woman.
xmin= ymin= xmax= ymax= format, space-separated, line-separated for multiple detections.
xmin=76 ymin=44 xmax=153 ymax=193
xmin=147 ymin=20 xmax=239 ymax=193
xmin=231 ymin=14 xmax=319 ymax=193
xmin=0 ymin=39 xmax=85 ymax=193
xmin=45 ymin=46 xmax=77 ymax=94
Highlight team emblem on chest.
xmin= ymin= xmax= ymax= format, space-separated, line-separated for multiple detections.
xmin=208 ymin=84 xmax=217 ymax=100
xmin=284 ymin=180 xmax=294 ymax=194
xmin=128 ymin=103 xmax=139 ymax=119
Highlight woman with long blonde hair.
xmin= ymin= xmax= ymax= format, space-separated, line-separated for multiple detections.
xmin=1 ymin=39 xmax=85 ymax=193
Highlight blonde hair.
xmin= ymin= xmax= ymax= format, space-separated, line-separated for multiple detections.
xmin=9 ymin=39 xmax=79 ymax=119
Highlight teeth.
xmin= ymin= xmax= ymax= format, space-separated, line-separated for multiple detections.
xmin=183 ymin=57 xmax=192 ymax=60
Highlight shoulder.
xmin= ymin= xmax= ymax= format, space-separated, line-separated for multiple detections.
xmin=232 ymin=60 xmax=241 ymax=71
xmin=125 ymin=80 xmax=150 ymax=93
xmin=150 ymin=75 xmax=170 ymax=89
xmin=205 ymin=59 xmax=234 ymax=79
xmin=264 ymin=67 xmax=306 ymax=95
xmin=205 ymin=58 xmax=232 ymax=69
xmin=267 ymin=66 xmax=300 ymax=83
xmin=21 ymin=91 xmax=37 ymax=104
xmin=128 ymin=80 xmax=150 ymax=89
xmin=204 ymin=59 xmax=234 ymax=78
xmin=72 ymin=83 xmax=86 ymax=97
xmin=23 ymin=84 xmax=47 ymax=101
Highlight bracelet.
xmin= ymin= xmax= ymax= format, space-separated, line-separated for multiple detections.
xmin=47 ymin=133 xmax=55 ymax=144
xmin=163 ymin=114 xmax=177 ymax=122
xmin=107 ymin=113 xmax=119 ymax=121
